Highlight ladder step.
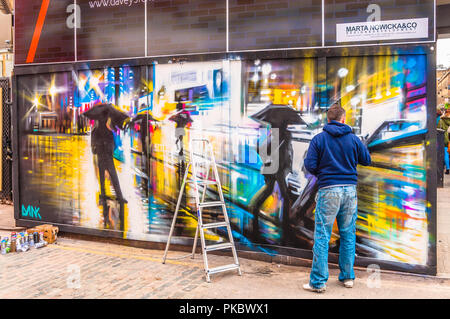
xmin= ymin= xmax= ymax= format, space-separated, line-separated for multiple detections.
xmin=199 ymin=201 xmax=224 ymax=208
xmin=207 ymin=264 xmax=240 ymax=275
xmin=190 ymin=180 xmax=218 ymax=185
xmin=202 ymin=221 xmax=228 ymax=229
xmin=205 ymin=242 xmax=233 ymax=252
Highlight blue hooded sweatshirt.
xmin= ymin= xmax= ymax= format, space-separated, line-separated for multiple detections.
xmin=304 ymin=121 xmax=371 ymax=189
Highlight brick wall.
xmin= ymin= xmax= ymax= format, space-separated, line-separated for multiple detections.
xmin=229 ymin=0 xmax=322 ymax=51
xmin=147 ymin=0 xmax=226 ymax=56
xmin=324 ymin=0 xmax=435 ymax=45
xmin=77 ymin=0 xmax=146 ymax=61
xmin=15 ymin=0 xmax=75 ymax=64
xmin=14 ymin=0 xmax=435 ymax=64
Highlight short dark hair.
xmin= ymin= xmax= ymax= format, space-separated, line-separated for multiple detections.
xmin=327 ymin=104 xmax=346 ymax=122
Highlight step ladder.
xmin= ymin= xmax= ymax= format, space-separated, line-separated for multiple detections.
xmin=162 ymin=138 xmax=241 ymax=283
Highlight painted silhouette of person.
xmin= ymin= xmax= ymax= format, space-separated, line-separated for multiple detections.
xmin=250 ymin=124 xmax=293 ymax=245
xmin=127 ymin=104 xmax=157 ymax=168
xmin=91 ymin=117 xmax=127 ymax=204
xmin=126 ymin=105 xmax=159 ymax=198
xmin=169 ymin=98 xmax=193 ymax=221
xmin=83 ymin=105 xmax=129 ymax=198
xmin=170 ymin=99 xmax=193 ymax=157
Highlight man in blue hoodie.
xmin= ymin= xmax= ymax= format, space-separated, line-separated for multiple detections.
xmin=302 ymin=104 xmax=371 ymax=293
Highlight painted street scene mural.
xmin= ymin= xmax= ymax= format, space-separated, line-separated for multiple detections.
xmin=17 ymin=55 xmax=431 ymax=270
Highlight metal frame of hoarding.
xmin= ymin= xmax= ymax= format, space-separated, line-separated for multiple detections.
xmin=12 ymin=43 xmax=437 ymax=276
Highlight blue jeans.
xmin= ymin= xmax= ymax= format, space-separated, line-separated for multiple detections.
xmin=309 ymin=185 xmax=357 ymax=289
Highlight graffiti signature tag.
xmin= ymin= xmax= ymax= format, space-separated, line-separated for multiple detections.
xmin=22 ymin=205 xmax=42 ymax=220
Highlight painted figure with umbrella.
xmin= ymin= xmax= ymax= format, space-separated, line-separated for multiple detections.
xmin=249 ymin=104 xmax=306 ymax=245
xmin=125 ymin=105 xmax=159 ymax=198
xmin=168 ymin=97 xmax=194 ymax=219
xmin=82 ymin=103 xmax=130 ymax=229
xmin=126 ymin=104 xmax=159 ymax=167
xmin=169 ymin=98 xmax=193 ymax=157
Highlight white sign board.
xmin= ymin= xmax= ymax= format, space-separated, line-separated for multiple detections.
xmin=336 ymin=18 xmax=429 ymax=43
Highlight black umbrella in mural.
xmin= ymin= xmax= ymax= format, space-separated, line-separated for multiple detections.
xmin=82 ymin=103 xmax=130 ymax=130
xmin=82 ymin=103 xmax=130 ymax=230
xmin=126 ymin=110 xmax=159 ymax=170
xmin=168 ymin=109 xmax=194 ymax=130
xmin=249 ymin=103 xmax=306 ymax=128
xmin=169 ymin=102 xmax=194 ymax=157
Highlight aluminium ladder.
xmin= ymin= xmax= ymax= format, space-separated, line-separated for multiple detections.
xmin=162 ymin=138 xmax=241 ymax=283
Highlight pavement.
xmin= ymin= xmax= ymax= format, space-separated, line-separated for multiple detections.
xmin=0 ymin=175 xmax=449 ymax=299
xmin=437 ymin=175 xmax=450 ymax=278
xmin=0 ymin=230 xmax=450 ymax=299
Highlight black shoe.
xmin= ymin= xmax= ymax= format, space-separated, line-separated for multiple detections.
xmin=445 ymin=169 xmax=449 ymax=175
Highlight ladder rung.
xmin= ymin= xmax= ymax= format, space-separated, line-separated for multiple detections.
xmin=202 ymin=221 xmax=228 ymax=229
xmin=190 ymin=180 xmax=218 ymax=185
xmin=199 ymin=201 xmax=224 ymax=208
xmin=207 ymin=264 xmax=240 ymax=275
xmin=205 ymin=242 xmax=233 ymax=252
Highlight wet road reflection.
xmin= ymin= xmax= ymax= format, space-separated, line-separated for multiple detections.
xmin=20 ymin=133 xmax=225 ymax=243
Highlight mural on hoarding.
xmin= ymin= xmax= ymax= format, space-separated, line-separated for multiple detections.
xmin=17 ymin=55 xmax=432 ymax=269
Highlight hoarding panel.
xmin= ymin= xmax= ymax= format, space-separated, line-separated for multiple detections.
xmin=15 ymin=54 xmax=435 ymax=272
xmin=327 ymin=54 xmax=430 ymax=265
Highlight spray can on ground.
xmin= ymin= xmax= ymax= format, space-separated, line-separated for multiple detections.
xmin=29 ymin=233 xmax=35 ymax=247
xmin=10 ymin=238 xmax=16 ymax=252
xmin=35 ymin=232 xmax=47 ymax=248
xmin=33 ymin=232 xmax=39 ymax=244
xmin=10 ymin=232 xmax=17 ymax=252
xmin=18 ymin=232 xmax=29 ymax=252
xmin=1 ymin=238 xmax=7 ymax=254
xmin=16 ymin=233 xmax=22 ymax=252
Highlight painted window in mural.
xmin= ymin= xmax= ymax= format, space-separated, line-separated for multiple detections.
xmin=146 ymin=61 xmax=231 ymax=242
xmin=226 ymin=59 xmax=318 ymax=252
xmin=326 ymin=55 xmax=429 ymax=265
xmin=74 ymin=66 xmax=150 ymax=231
xmin=18 ymin=72 xmax=78 ymax=224
xmin=17 ymin=55 xmax=432 ymax=269
xmin=230 ymin=55 xmax=430 ymax=267
xmin=18 ymin=66 xmax=152 ymax=230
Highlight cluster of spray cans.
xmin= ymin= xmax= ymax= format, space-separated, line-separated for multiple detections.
xmin=1 ymin=231 xmax=48 ymax=255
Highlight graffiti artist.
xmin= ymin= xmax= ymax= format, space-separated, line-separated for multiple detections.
xmin=302 ymin=104 xmax=371 ymax=293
